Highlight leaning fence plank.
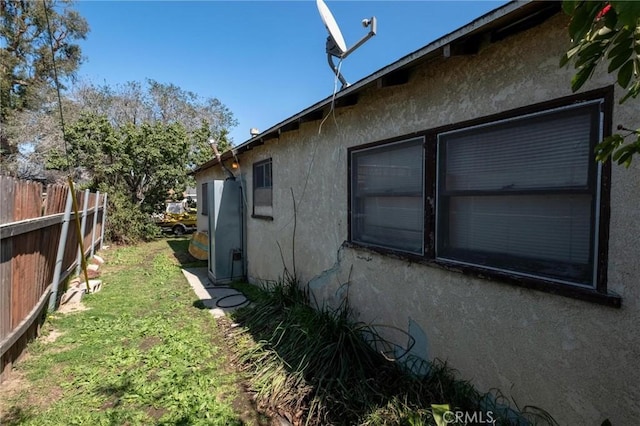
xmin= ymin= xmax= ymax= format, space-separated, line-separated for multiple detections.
xmin=90 ymin=191 xmax=100 ymax=257
xmin=48 ymin=188 xmax=73 ymax=311
xmin=100 ymin=193 xmax=108 ymax=250
xmin=75 ymin=190 xmax=90 ymax=276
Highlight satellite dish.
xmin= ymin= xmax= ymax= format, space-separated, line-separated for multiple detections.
xmin=316 ymin=0 xmax=377 ymax=89
xmin=317 ymin=0 xmax=347 ymax=55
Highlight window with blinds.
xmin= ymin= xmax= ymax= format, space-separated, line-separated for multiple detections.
xmin=351 ymin=137 xmax=425 ymax=254
xmin=436 ymin=101 xmax=602 ymax=286
xmin=253 ymin=159 xmax=272 ymax=207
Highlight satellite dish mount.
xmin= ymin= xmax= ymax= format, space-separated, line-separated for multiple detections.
xmin=316 ymin=0 xmax=377 ymax=90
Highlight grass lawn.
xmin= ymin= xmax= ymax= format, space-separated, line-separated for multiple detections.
xmin=0 ymin=237 xmax=265 ymax=426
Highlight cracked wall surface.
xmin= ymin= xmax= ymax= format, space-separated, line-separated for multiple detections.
xmin=196 ymin=12 xmax=640 ymax=425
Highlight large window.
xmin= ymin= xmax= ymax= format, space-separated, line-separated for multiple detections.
xmin=253 ymin=158 xmax=273 ymax=218
xmin=347 ymin=91 xmax=616 ymax=304
xmin=350 ymin=138 xmax=424 ymax=254
xmin=436 ymin=102 xmax=601 ymax=287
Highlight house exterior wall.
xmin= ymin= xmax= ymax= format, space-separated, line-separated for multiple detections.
xmin=196 ymin=13 xmax=639 ymax=425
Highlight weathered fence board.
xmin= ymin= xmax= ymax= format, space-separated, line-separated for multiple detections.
xmin=0 ymin=176 xmax=108 ymax=383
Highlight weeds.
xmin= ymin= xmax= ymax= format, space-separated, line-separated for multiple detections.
xmin=230 ymin=276 xmax=557 ymax=426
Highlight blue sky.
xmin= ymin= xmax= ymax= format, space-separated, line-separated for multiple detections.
xmin=73 ymin=1 xmax=508 ymax=145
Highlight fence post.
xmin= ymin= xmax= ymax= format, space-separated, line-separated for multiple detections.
xmin=48 ymin=187 xmax=73 ymax=311
xmin=75 ymin=190 xmax=90 ymax=276
xmin=90 ymin=191 xmax=100 ymax=258
xmin=100 ymin=194 xmax=107 ymax=250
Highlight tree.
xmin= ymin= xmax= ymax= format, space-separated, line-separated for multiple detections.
xmin=562 ymin=1 xmax=640 ymax=166
xmin=45 ymin=80 xmax=237 ymax=242
xmin=51 ymin=112 xmax=192 ymax=212
xmin=0 ymin=0 xmax=88 ymax=167
xmin=69 ymin=80 xmax=235 ymax=172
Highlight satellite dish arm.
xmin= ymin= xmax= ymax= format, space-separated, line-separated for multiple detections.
xmin=327 ymin=52 xmax=349 ymax=89
xmin=342 ymin=16 xmax=377 ymax=60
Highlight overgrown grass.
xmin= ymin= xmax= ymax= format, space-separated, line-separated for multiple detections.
xmin=230 ymin=277 xmax=558 ymax=426
xmin=0 ymin=238 xmax=261 ymax=426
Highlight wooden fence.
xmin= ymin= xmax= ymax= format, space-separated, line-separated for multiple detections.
xmin=0 ymin=176 xmax=107 ymax=383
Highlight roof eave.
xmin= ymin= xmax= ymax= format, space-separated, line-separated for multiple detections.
xmin=194 ymin=0 xmax=561 ymax=174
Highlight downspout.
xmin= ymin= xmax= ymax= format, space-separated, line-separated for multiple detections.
xmin=232 ymin=149 xmax=248 ymax=282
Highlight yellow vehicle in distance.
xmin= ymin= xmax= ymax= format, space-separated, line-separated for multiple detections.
xmin=155 ymin=199 xmax=197 ymax=235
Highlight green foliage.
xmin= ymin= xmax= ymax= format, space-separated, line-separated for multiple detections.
xmin=46 ymin=111 xmax=202 ymax=242
xmin=99 ymin=188 xmax=159 ymax=244
xmin=562 ymin=1 xmax=640 ymax=166
xmin=54 ymin=112 xmax=192 ymax=209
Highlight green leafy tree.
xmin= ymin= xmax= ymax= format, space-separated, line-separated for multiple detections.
xmin=0 ymin=0 xmax=88 ymax=166
xmin=562 ymin=1 xmax=640 ymax=166
xmin=69 ymin=80 xmax=235 ymax=185
xmin=54 ymin=113 xmax=192 ymax=211
xmin=47 ymin=79 xmax=237 ymax=242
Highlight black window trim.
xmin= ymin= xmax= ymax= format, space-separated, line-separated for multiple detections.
xmin=435 ymin=99 xmax=603 ymax=290
xmin=346 ymin=86 xmax=620 ymax=308
xmin=252 ymin=158 xmax=273 ymax=220
xmin=349 ymin=136 xmax=427 ymax=256
xmin=200 ymin=182 xmax=208 ymax=216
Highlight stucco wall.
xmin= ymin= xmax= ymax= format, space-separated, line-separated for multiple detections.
xmin=196 ymin=13 xmax=640 ymax=425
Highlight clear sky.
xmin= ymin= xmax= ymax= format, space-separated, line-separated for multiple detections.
xmin=73 ymin=0 xmax=509 ymax=145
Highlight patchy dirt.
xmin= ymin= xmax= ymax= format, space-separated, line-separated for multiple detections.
xmin=0 ymin=369 xmax=64 ymax=424
xmin=211 ymin=315 xmax=273 ymax=426
xmin=145 ymin=405 xmax=167 ymax=421
xmin=0 ymin=370 xmax=28 ymax=414
xmin=58 ymin=300 xmax=90 ymax=314
xmin=0 ymin=332 xmax=67 ymax=415
xmin=139 ymin=336 xmax=162 ymax=351
xmin=42 ymin=329 xmax=64 ymax=344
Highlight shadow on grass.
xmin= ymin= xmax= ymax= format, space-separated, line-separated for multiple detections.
xmin=164 ymin=237 xmax=207 ymax=268
xmin=0 ymin=405 xmax=35 ymax=426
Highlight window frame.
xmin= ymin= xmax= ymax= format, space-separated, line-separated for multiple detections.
xmin=435 ymin=100 xmax=603 ymax=288
xmin=252 ymin=158 xmax=273 ymax=220
xmin=200 ymin=182 xmax=208 ymax=216
xmin=346 ymin=86 xmax=619 ymax=307
xmin=349 ymin=136 xmax=426 ymax=255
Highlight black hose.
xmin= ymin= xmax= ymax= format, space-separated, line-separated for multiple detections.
xmin=215 ymin=293 xmax=250 ymax=309
xmin=204 ymin=285 xmax=250 ymax=309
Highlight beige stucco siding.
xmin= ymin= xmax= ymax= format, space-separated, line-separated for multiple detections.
xmin=197 ymin=13 xmax=640 ymax=425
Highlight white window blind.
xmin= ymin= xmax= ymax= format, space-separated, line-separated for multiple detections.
xmin=443 ymin=108 xmax=593 ymax=191
xmin=351 ymin=138 xmax=424 ymax=254
xmin=437 ymin=102 xmax=601 ymax=285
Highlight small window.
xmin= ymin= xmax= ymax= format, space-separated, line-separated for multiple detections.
xmin=253 ymin=159 xmax=273 ymax=218
xmin=436 ymin=101 xmax=601 ymax=286
xmin=200 ymin=182 xmax=208 ymax=216
xmin=350 ymin=138 xmax=425 ymax=254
